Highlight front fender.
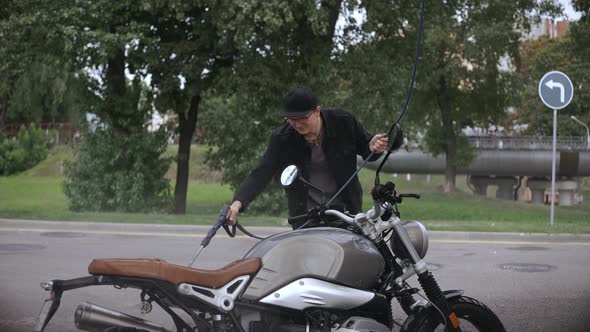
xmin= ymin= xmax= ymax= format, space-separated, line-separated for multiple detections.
xmin=441 ymin=289 xmax=464 ymax=300
xmin=399 ymin=290 xmax=464 ymax=332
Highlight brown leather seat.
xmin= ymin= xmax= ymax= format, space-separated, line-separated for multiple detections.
xmin=88 ymin=258 xmax=261 ymax=288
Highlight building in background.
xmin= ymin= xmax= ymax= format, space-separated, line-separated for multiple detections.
xmin=526 ymin=18 xmax=570 ymax=40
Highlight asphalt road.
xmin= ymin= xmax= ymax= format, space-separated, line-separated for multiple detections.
xmin=1 ymin=219 xmax=589 ymax=332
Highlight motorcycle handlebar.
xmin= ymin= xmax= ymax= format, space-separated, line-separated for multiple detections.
xmin=288 ymin=208 xmax=355 ymax=228
xmin=324 ymin=210 xmax=355 ymax=224
xmin=287 ymin=214 xmax=310 ymax=224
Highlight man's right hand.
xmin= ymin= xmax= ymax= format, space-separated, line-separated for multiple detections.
xmin=227 ymin=201 xmax=242 ymax=225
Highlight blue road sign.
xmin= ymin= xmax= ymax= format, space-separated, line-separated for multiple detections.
xmin=538 ymin=71 xmax=574 ymax=110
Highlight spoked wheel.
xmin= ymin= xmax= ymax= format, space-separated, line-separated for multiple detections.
xmin=409 ymin=296 xmax=506 ymax=332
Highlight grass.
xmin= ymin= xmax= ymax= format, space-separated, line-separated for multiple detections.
xmin=20 ymin=145 xmax=75 ymax=177
xmin=357 ymin=171 xmax=590 ymax=234
xmin=0 ymin=176 xmax=288 ymax=227
xmin=19 ymin=144 xmax=223 ymax=183
xmin=1 ymin=145 xmax=589 ymax=233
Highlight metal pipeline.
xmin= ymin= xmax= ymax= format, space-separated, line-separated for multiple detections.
xmin=74 ymin=302 xmax=170 ymax=332
xmin=363 ymin=150 xmax=590 ymax=177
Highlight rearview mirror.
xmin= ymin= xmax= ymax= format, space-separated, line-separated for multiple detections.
xmin=280 ymin=165 xmax=299 ymax=187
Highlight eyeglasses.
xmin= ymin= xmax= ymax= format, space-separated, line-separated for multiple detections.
xmin=285 ymin=110 xmax=316 ymax=123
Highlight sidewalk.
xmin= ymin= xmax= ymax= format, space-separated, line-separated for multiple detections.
xmin=1 ymin=218 xmax=590 ymax=244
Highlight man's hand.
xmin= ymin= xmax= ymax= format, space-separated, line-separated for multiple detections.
xmin=227 ymin=201 xmax=242 ymax=225
xmin=369 ymin=133 xmax=389 ymax=154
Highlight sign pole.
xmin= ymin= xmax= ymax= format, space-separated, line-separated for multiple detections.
xmin=550 ymin=109 xmax=557 ymax=226
xmin=538 ymin=71 xmax=574 ymax=226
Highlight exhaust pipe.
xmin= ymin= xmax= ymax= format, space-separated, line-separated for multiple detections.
xmin=74 ymin=302 xmax=171 ymax=332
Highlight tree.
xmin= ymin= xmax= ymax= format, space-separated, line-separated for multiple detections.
xmin=64 ymin=117 xmax=172 ymax=212
xmin=99 ymin=0 xmax=343 ymax=214
xmin=200 ymin=0 xmax=346 ymax=213
xmin=343 ymin=0 xmax=561 ymax=192
xmin=5 ymin=0 xmax=347 ymax=214
xmin=57 ymin=0 xmax=175 ymax=212
xmin=132 ymin=0 xmax=244 ymax=214
xmin=0 ymin=124 xmax=53 ymax=175
xmin=7 ymin=62 xmax=91 ymax=125
xmin=1 ymin=0 xmax=174 ymax=211
xmin=514 ymin=1 xmax=589 ymax=138
xmin=0 ymin=0 xmax=89 ymax=128
xmin=565 ymin=0 xmax=590 ymax=131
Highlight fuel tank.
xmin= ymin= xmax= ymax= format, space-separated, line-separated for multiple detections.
xmin=241 ymin=227 xmax=385 ymax=301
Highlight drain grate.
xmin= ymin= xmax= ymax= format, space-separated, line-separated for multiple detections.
xmin=498 ymin=263 xmax=556 ymax=273
xmin=0 ymin=244 xmax=46 ymax=251
xmin=40 ymin=232 xmax=86 ymax=238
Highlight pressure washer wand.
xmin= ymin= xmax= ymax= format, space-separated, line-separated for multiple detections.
xmin=188 ymin=205 xmax=230 ymax=267
xmin=188 ymin=247 xmax=205 ymax=268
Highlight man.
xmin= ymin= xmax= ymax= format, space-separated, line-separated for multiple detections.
xmin=227 ymin=87 xmax=388 ymax=229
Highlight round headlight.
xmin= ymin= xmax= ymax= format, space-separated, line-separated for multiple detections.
xmin=390 ymin=221 xmax=429 ymax=259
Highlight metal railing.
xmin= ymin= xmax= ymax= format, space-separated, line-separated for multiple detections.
xmin=467 ymin=136 xmax=590 ymax=151
xmin=2 ymin=122 xmax=77 ymax=145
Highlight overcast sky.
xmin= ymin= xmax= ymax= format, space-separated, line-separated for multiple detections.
xmin=560 ymin=0 xmax=582 ymax=20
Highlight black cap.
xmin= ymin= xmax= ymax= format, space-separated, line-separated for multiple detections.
xmin=280 ymin=87 xmax=319 ymax=117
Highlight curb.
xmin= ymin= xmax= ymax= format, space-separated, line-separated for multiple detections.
xmin=1 ymin=218 xmax=589 ymax=243
xmin=427 ymin=230 xmax=590 ymax=243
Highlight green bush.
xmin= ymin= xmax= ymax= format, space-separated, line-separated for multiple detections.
xmin=64 ymin=122 xmax=173 ymax=212
xmin=0 ymin=124 xmax=52 ymax=175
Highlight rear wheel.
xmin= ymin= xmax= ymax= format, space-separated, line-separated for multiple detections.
xmin=410 ymin=296 xmax=505 ymax=332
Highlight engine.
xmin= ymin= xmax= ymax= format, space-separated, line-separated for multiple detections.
xmin=334 ymin=317 xmax=390 ymax=332
xmin=237 ymin=310 xmax=390 ymax=332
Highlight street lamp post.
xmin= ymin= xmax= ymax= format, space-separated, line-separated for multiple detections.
xmin=571 ymin=115 xmax=590 ymax=149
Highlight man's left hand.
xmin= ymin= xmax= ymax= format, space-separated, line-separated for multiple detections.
xmin=369 ymin=133 xmax=389 ymax=154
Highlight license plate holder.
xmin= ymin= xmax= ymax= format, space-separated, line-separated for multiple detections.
xmin=32 ymin=299 xmax=54 ymax=332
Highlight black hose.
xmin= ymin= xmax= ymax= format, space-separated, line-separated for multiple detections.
xmin=375 ymin=0 xmax=426 ymax=186
xmin=236 ymin=223 xmax=265 ymax=240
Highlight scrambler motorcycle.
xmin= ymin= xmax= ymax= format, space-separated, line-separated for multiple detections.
xmin=33 ymin=161 xmax=506 ymax=332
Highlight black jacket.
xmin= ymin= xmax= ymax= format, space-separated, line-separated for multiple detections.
xmin=233 ymin=108 xmax=381 ymax=226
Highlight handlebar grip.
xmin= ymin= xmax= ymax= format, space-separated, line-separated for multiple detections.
xmin=287 ymin=214 xmax=309 ymax=225
xmin=399 ymin=193 xmax=421 ymax=199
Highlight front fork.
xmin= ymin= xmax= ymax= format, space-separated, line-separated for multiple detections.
xmin=376 ymin=224 xmax=462 ymax=332
xmin=417 ymin=272 xmax=462 ymax=331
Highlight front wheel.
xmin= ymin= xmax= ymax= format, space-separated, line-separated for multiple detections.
xmin=405 ymin=296 xmax=505 ymax=332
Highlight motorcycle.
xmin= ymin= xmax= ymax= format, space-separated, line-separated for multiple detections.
xmin=33 ymin=161 xmax=506 ymax=332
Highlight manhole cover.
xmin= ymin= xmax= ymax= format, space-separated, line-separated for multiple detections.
xmin=0 ymin=244 xmax=46 ymax=251
xmin=427 ymin=263 xmax=443 ymax=271
xmin=40 ymin=232 xmax=85 ymax=238
xmin=498 ymin=263 xmax=556 ymax=273
xmin=506 ymin=246 xmax=548 ymax=251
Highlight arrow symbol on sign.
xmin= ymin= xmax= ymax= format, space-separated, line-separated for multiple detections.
xmin=545 ymin=79 xmax=565 ymax=103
